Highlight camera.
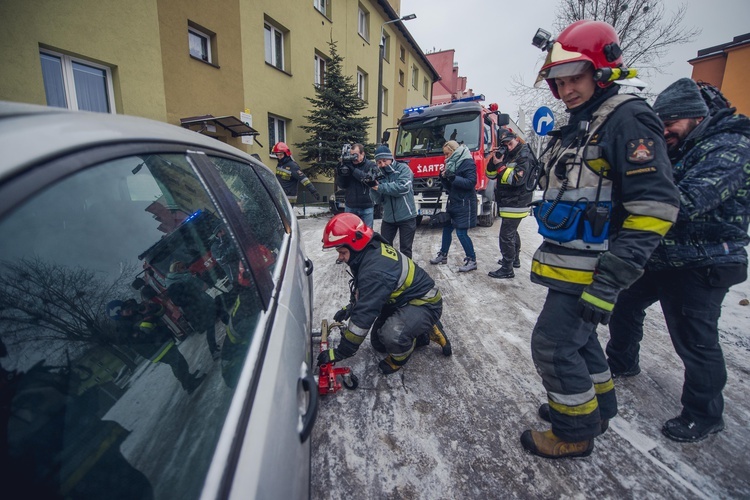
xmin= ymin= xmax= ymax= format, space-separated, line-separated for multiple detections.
xmin=494 ymin=144 xmax=508 ymax=159
xmin=362 ymin=172 xmax=384 ymax=187
xmin=341 ymin=144 xmax=359 ymax=162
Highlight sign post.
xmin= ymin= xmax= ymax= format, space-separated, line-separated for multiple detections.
xmin=532 ymin=106 xmax=555 ymax=159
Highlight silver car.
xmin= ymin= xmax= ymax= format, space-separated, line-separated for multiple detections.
xmin=0 ymin=102 xmax=317 ymax=499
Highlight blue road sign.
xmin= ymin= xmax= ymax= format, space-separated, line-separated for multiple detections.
xmin=533 ymin=106 xmax=555 ymax=136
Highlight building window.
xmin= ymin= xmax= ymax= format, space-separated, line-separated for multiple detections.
xmin=39 ymin=50 xmax=115 ymax=113
xmin=382 ymin=33 xmax=390 ymax=62
xmin=314 ymin=53 xmax=327 ymax=87
xmin=313 ymin=0 xmax=329 ymax=17
xmin=357 ymin=70 xmax=367 ymax=101
xmin=357 ymin=5 xmax=369 ymax=41
xmin=423 ymin=77 xmax=429 ymax=99
xmin=398 ymin=70 xmax=405 ymax=87
xmin=268 ymin=114 xmax=287 ymax=152
xmin=412 ymin=65 xmax=419 ymax=89
xmin=381 ymin=87 xmax=388 ymax=115
xmin=399 ymin=45 xmax=406 ymax=62
xmin=264 ymin=22 xmax=286 ymax=70
xmin=188 ymin=27 xmax=211 ymax=63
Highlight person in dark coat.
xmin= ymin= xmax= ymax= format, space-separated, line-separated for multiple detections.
xmin=336 ymin=143 xmax=378 ymax=227
xmin=428 ymin=140 xmax=478 ymax=272
xmin=606 ymin=78 xmax=750 ymax=443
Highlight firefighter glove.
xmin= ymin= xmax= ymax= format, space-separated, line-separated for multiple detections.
xmin=333 ymin=304 xmax=352 ymax=322
xmin=313 ymin=191 xmax=321 ymax=201
xmin=316 ymin=336 xmax=359 ymax=365
xmin=578 ymin=252 xmax=644 ymax=326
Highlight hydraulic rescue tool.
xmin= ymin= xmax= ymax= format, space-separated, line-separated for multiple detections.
xmin=316 ymin=319 xmax=358 ymax=394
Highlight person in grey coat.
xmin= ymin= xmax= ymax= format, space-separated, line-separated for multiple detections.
xmin=368 ymin=144 xmax=418 ymax=258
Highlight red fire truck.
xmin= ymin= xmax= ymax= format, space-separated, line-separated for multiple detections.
xmin=385 ymin=95 xmax=525 ymax=226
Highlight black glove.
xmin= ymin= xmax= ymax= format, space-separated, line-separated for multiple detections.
xmin=313 ymin=191 xmax=320 ymax=201
xmin=333 ymin=304 xmax=351 ymax=322
xmin=316 ymin=336 xmax=359 ymax=365
xmin=445 ymin=172 xmax=456 ymax=183
xmin=578 ymin=252 xmax=643 ymax=326
xmin=338 ymin=163 xmax=351 ymax=176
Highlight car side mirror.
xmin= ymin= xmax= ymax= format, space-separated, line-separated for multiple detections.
xmin=381 ymin=131 xmax=391 ymax=144
xmin=496 ymin=113 xmax=510 ymax=126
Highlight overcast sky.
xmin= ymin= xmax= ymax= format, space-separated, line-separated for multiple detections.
xmin=401 ymin=0 xmax=749 ymax=119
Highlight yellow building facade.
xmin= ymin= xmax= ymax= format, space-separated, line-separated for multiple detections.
xmin=0 ymin=0 xmax=437 ymax=199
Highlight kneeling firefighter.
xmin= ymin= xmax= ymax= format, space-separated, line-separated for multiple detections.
xmin=319 ymin=213 xmax=451 ymax=375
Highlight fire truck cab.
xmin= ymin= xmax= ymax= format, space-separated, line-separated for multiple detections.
xmin=389 ymin=95 xmax=524 ymax=227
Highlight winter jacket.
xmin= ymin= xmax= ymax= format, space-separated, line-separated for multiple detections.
xmin=275 ymin=155 xmax=318 ymax=198
xmin=531 ymin=86 xmax=680 ymax=295
xmin=344 ymin=236 xmax=441 ymax=342
xmin=337 ymin=158 xmax=377 ymax=209
xmin=648 ymin=108 xmax=750 ymax=270
xmin=369 ymin=161 xmax=417 ymax=223
xmin=441 ymin=153 xmax=477 ymax=230
xmin=485 ymin=142 xmax=534 ymax=218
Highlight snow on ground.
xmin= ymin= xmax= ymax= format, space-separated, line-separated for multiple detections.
xmin=301 ymin=211 xmax=750 ymax=499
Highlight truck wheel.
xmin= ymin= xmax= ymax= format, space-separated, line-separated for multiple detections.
xmin=343 ymin=372 xmax=359 ymax=390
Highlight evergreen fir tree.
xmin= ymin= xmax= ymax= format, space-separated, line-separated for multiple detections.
xmin=296 ymin=38 xmax=372 ymax=179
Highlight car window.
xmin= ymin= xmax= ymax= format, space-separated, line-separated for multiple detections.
xmin=210 ymin=156 xmax=286 ymax=272
xmin=0 ymin=152 xmax=264 ymax=499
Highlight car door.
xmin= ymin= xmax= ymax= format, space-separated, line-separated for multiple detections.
xmin=0 ymin=142 xmax=315 ymax=499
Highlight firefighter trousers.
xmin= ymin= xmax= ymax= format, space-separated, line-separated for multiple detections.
xmin=370 ymin=301 xmax=442 ymax=363
xmin=531 ymin=289 xmax=616 ymax=441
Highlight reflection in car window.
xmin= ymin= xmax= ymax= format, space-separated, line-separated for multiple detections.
xmin=0 ymin=153 xmax=262 ymax=498
xmin=210 ymin=157 xmax=286 ymax=272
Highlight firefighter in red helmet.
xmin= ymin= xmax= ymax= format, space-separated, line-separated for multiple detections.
xmin=520 ymin=20 xmax=680 ymax=458
xmin=272 ymin=142 xmax=320 ymax=203
xmin=319 ymin=213 xmax=451 ymax=375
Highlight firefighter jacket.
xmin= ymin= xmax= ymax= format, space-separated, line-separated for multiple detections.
xmin=485 ymin=142 xmax=534 ymax=219
xmin=275 ymin=155 xmax=318 ymax=198
xmin=337 ymin=158 xmax=377 ymax=209
xmin=441 ymin=156 xmax=477 ymax=229
xmin=648 ymin=108 xmax=750 ymax=270
xmin=369 ymin=161 xmax=417 ymax=223
xmin=342 ymin=236 xmax=441 ymax=346
xmin=531 ymin=87 xmax=680 ymax=295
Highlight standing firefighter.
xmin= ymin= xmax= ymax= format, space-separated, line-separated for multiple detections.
xmin=486 ymin=129 xmax=535 ymax=279
xmin=522 ymin=20 xmax=680 ymax=458
xmin=272 ymin=142 xmax=320 ymax=203
xmin=319 ymin=213 xmax=451 ymax=375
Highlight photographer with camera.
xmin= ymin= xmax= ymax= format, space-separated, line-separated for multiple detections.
xmin=485 ymin=129 xmax=535 ymax=279
xmin=368 ymin=144 xmax=418 ymax=258
xmin=336 ymin=143 xmax=378 ymax=228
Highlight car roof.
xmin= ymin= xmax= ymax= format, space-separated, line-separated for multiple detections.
xmin=0 ymin=101 xmax=261 ymax=182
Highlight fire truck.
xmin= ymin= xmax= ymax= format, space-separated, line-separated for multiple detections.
xmin=385 ymin=95 xmax=525 ymax=226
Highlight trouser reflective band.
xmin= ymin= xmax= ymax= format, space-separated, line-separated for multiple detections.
xmin=549 ymin=396 xmax=599 ymax=417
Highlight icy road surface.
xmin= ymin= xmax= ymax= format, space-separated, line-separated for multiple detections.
xmin=300 ymin=212 xmax=750 ymax=499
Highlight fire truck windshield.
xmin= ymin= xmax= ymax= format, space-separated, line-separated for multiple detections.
xmin=396 ymin=112 xmax=481 ymax=157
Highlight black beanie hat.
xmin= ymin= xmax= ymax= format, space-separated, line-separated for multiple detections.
xmin=653 ymin=78 xmax=709 ymax=121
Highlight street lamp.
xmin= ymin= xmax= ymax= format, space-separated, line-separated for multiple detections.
xmin=376 ymin=13 xmax=416 ymax=144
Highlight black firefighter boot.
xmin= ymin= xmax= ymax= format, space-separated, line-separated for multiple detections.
xmin=488 ymin=259 xmax=514 ymax=279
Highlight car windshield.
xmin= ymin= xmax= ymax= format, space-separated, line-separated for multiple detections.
xmin=395 ymin=112 xmax=481 ymax=156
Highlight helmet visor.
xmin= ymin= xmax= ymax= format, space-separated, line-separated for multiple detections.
xmin=543 ymin=61 xmax=592 ymax=80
